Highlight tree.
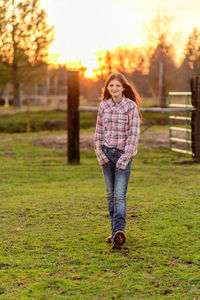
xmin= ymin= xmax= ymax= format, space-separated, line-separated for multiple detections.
xmin=145 ymin=11 xmax=178 ymax=106
xmin=0 ymin=56 xmax=10 ymax=91
xmin=185 ymin=27 xmax=200 ymax=75
xmin=0 ymin=0 xmax=54 ymax=107
xmin=149 ymin=39 xmax=177 ymax=106
xmin=184 ymin=27 xmax=200 ymax=78
xmin=104 ymin=50 xmax=112 ymax=75
xmin=176 ymin=27 xmax=200 ymax=91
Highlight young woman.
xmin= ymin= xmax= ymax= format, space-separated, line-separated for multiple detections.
xmin=94 ymin=72 xmax=141 ymax=249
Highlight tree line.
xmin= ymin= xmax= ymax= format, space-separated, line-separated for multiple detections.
xmin=0 ymin=2 xmax=200 ymax=108
xmin=81 ymin=13 xmax=200 ymax=106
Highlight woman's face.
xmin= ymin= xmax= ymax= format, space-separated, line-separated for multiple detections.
xmin=107 ymin=79 xmax=124 ymax=100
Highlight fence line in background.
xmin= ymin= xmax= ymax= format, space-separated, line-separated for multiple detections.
xmin=79 ymin=106 xmax=196 ymax=112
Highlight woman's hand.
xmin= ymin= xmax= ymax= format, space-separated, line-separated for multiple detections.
xmin=101 ymin=157 xmax=109 ymax=166
xmin=116 ymin=162 xmax=126 ymax=170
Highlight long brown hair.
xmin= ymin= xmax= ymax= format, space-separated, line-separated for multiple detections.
xmin=101 ymin=72 xmax=141 ymax=117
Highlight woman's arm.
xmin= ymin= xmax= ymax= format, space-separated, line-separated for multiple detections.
xmin=94 ymin=104 xmax=109 ymax=165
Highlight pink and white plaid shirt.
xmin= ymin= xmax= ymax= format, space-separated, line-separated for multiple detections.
xmin=94 ymin=95 xmax=140 ymax=169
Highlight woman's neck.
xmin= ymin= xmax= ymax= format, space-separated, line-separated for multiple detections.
xmin=112 ymin=94 xmax=123 ymax=103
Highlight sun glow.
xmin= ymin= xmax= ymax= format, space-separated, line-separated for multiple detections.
xmin=84 ymin=65 xmax=98 ymax=78
xmin=48 ymin=52 xmax=99 ymax=79
xmin=41 ymin=0 xmax=147 ymax=77
xmin=41 ymin=0 xmax=200 ymax=78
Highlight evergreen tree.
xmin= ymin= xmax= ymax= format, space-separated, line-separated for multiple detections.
xmin=185 ymin=27 xmax=200 ymax=75
xmin=145 ymin=11 xmax=178 ymax=106
xmin=149 ymin=36 xmax=177 ymax=106
xmin=178 ymin=27 xmax=200 ymax=91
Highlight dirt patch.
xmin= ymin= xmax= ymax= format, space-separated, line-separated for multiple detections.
xmin=33 ymin=129 xmax=170 ymax=151
xmin=33 ymin=133 xmax=95 ymax=152
xmin=140 ymin=129 xmax=169 ymax=149
xmin=0 ymin=137 xmax=12 ymax=143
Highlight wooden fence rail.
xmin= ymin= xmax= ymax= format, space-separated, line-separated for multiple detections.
xmin=79 ymin=106 xmax=196 ymax=113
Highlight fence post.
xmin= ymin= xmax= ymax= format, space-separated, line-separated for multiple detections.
xmin=191 ymin=76 xmax=200 ymax=161
xmin=67 ymin=70 xmax=80 ymax=164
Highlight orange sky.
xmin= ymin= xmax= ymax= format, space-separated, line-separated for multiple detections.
xmin=40 ymin=0 xmax=200 ymax=77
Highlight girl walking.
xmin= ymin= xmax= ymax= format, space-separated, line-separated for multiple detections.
xmin=94 ymin=72 xmax=141 ymax=249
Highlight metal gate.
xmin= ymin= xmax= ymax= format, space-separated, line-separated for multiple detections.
xmin=168 ymin=92 xmax=193 ymax=155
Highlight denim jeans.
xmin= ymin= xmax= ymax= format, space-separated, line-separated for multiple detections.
xmin=102 ymin=145 xmax=132 ymax=239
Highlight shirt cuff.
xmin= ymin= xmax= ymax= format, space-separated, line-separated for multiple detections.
xmin=95 ymin=148 xmax=109 ymax=165
xmin=116 ymin=154 xmax=131 ymax=170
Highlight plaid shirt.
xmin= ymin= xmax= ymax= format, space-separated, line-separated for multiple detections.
xmin=94 ymin=95 xmax=140 ymax=170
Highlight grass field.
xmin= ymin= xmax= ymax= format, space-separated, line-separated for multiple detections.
xmin=0 ymin=109 xmax=97 ymax=132
xmin=0 ymin=106 xmax=168 ymax=133
xmin=0 ymin=130 xmax=200 ymax=299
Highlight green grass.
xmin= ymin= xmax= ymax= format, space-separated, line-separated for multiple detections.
xmin=0 ymin=105 xmax=170 ymax=133
xmin=0 ymin=131 xmax=200 ymax=299
xmin=0 ymin=109 xmax=97 ymax=132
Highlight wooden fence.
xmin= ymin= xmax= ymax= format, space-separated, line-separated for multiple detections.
xmin=191 ymin=76 xmax=200 ymax=160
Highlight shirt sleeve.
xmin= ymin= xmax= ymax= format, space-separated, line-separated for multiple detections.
xmin=94 ymin=104 xmax=109 ymax=165
xmin=116 ymin=103 xmax=140 ymax=170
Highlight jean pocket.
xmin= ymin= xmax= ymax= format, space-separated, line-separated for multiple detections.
xmin=102 ymin=145 xmax=107 ymax=154
xmin=128 ymin=157 xmax=133 ymax=167
xmin=117 ymin=149 xmax=124 ymax=157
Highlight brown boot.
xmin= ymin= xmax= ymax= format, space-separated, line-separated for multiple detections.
xmin=112 ymin=230 xmax=125 ymax=249
xmin=105 ymin=235 xmax=112 ymax=243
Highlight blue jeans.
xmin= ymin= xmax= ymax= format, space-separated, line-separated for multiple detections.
xmin=102 ymin=145 xmax=132 ymax=238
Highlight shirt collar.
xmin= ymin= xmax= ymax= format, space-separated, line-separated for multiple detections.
xmin=109 ymin=94 xmax=126 ymax=107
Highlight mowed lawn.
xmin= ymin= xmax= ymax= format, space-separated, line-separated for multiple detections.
xmin=0 ymin=132 xmax=200 ymax=299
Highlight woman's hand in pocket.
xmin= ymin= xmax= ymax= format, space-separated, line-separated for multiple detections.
xmin=101 ymin=157 xmax=109 ymax=166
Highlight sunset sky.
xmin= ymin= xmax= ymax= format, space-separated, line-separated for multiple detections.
xmin=40 ymin=0 xmax=200 ymax=77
